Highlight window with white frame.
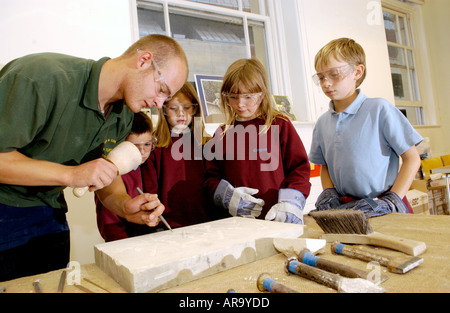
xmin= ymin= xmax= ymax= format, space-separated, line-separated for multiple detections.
xmin=382 ymin=2 xmax=424 ymax=125
xmin=137 ymin=0 xmax=271 ymax=122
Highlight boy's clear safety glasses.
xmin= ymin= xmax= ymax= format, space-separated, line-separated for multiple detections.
xmin=130 ymin=137 xmax=158 ymax=152
xmin=312 ymin=64 xmax=355 ymax=86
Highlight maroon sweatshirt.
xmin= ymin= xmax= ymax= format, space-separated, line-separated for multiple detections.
xmin=203 ymin=116 xmax=311 ymax=218
xmin=141 ymin=133 xmax=219 ymax=228
xmin=95 ymin=166 xmax=152 ymax=242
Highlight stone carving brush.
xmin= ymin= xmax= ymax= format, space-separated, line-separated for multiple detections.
xmin=285 ymin=258 xmax=386 ymax=293
xmin=137 ymin=187 xmax=172 ymax=232
xmin=331 ymin=241 xmax=424 ymax=274
xmin=257 ymin=273 xmax=300 ymax=293
xmin=297 ymin=249 xmax=389 ymax=283
xmin=309 ymin=209 xmax=426 ymax=256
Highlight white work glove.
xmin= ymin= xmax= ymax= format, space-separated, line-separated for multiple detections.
xmin=265 ymin=188 xmax=306 ymax=224
xmin=214 ymin=179 xmax=264 ymax=218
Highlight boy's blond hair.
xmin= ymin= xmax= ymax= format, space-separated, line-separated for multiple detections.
xmin=314 ymin=38 xmax=366 ymax=87
xmin=220 ymin=58 xmax=286 ymax=133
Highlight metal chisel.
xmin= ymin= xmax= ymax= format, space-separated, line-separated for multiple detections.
xmin=137 ymin=187 xmax=173 ymax=232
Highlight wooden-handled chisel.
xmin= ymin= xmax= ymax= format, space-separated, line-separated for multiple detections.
xmin=285 ymin=258 xmax=385 ymax=293
xmin=331 ymin=241 xmax=424 ymax=274
xmin=257 ymin=273 xmax=300 ymax=293
xmin=297 ymin=249 xmax=389 ymax=283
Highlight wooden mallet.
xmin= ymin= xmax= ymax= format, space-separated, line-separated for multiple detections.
xmin=73 ymin=141 xmax=142 ymax=197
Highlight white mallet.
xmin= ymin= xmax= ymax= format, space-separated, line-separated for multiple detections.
xmin=73 ymin=141 xmax=142 ymax=197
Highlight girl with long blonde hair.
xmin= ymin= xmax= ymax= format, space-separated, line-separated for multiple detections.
xmin=204 ymin=58 xmax=311 ymax=224
xmin=142 ymin=83 xmax=219 ymax=228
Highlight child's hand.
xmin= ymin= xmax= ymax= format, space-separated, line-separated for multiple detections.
xmin=336 ymin=191 xmax=407 ymax=217
xmin=315 ymin=188 xmax=341 ymax=210
xmin=378 ymin=191 xmax=409 ymax=213
xmin=265 ymin=202 xmax=303 ymax=224
xmin=214 ymin=179 xmax=264 ymax=218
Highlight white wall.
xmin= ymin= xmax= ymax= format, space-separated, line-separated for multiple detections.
xmin=0 ymin=0 xmax=136 ymax=63
xmin=416 ymin=0 xmax=450 ymax=157
xmin=297 ymin=0 xmax=394 ymax=120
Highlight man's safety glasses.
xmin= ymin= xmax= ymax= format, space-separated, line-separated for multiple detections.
xmin=137 ymin=49 xmax=172 ymax=101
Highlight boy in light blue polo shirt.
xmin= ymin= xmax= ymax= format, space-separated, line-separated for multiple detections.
xmin=309 ymin=38 xmax=423 ymax=217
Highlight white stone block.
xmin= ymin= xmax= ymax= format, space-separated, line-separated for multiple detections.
xmin=94 ymin=217 xmax=304 ymax=293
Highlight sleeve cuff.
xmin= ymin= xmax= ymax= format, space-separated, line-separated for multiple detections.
xmin=279 ymin=188 xmax=306 ymax=209
xmin=214 ymin=179 xmax=231 ymax=207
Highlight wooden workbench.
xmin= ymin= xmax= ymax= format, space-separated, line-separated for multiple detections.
xmin=1 ymin=213 xmax=449 ymax=294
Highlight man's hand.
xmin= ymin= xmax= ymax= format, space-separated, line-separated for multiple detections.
xmin=95 ymin=177 xmax=164 ymax=227
xmin=69 ymin=158 xmax=118 ymax=192
xmin=0 ymin=151 xmax=118 ymax=189
xmin=123 ymin=192 xmax=165 ymax=226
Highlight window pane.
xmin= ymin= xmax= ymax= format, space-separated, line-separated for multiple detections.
xmin=248 ymin=20 xmax=268 ymax=71
xmin=391 ymin=72 xmax=411 ymax=100
xmin=246 ymin=0 xmax=262 ymax=14
xmin=384 ymin=11 xmax=399 ymax=43
xmin=185 ymin=0 xmax=261 ymax=13
xmin=186 ymin=0 xmax=239 ymax=10
xmin=407 ymin=49 xmax=415 ymax=69
xmin=137 ymin=5 xmax=166 ymax=37
xmin=168 ymin=9 xmax=247 ymax=80
xmin=383 ymin=8 xmax=423 ymax=120
xmin=388 ymin=45 xmax=406 ymax=67
xmin=398 ymin=15 xmax=409 ymax=46
xmin=397 ymin=106 xmax=424 ymax=125
xmin=410 ymin=68 xmax=420 ymax=101
xmin=388 ymin=46 xmax=411 ymax=100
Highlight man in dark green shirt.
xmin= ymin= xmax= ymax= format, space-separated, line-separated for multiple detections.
xmin=0 ymin=34 xmax=188 ymax=280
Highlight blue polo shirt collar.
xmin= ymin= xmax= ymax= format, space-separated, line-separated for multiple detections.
xmin=329 ymin=89 xmax=366 ymax=115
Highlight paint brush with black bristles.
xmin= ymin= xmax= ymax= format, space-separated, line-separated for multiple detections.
xmin=309 ymin=209 xmax=426 ymax=256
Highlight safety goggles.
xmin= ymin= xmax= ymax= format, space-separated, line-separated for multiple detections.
xmin=162 ymin=103 xmax=198 ymax=116
xmin=222 ymin=92 xmax=262 ymax=107
xmin=312 ymin=64 xmax=355 ymax=86
xmin=130 ymin=137 xmax=157 ymax=152
xmin=137 ymin=49 xmax=172 ymax=101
